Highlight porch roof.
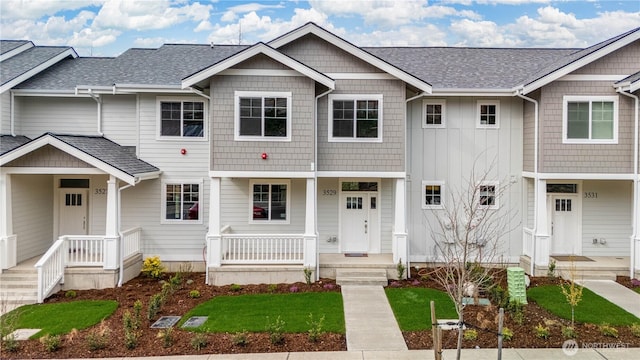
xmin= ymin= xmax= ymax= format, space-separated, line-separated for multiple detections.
xmin=0 ymin=135 xmax=30 ymax=155
xmin=0 ymin=133 xmax=160 ymax=185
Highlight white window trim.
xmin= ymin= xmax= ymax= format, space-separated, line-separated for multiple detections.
xmin=249 ymin=179 xmax=291 ymax=224
xmin=562 ymin=95 xmax=618 ymax=144
xmin=234 ymin=91 xmax=292 ymax=142
xmin=422 ymin=180 xmax=445 ymax=209
xmin=478 ymin=181 xmax=499 ymax=210
xmin=156 ymin=96 xmax=208 ymax=141
xmin=422 ymin=99 xmax=446 ymax=129
xmin=476 ymin=100 xmax=500 ymax=129
xmin=328 ymin=94 xmax=383 ymax=143
xmin=161 ymin=179 xmax=204 ymax=224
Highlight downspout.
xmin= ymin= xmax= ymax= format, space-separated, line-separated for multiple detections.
xmin=117 ymin=178 xmax=140 ymax=287
xmin=618 ymin=89 xmax=639 ymax=278
xmin=10 ymin=91 xmax=16 ymax=136
xmin=314 ymin=88 xmax=333 ymax=281
xmin=404 ymin=92 xmax=427 ymax=277
xmin=517 ymin=90 xmax=539 ymax=275
xmin=87 ymin=90 xmax=103 ymax=136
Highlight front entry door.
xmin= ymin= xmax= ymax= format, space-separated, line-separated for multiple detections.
xmin=341 ymin=191 xmax=378 ymax=253
xmin=59 ymin=190 xmax=88 ymax=237
xmin=550 ymin=195 xmax=579 ymax=255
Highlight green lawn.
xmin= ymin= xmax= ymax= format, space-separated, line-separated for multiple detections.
xmin=385 ymin=288 xmax=458 ymax=331
xmin=527 ymin=285 xmax=639 ymax=325
xmin=182 ymin=292 xmax=345 ymax=333
xmin=1 ymin=300 xmax=118 ymax=338
xmin=634 ymin=287 xmax=640 ymax=295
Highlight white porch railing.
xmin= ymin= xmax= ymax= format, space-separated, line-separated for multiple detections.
xmin=221 ymin=234 xmax=304 ymax=264
xmin=523 ymin=227 xmax=534 ymax=257
xmin=122 ymin=227 xmax=142 ymax=259
xmin=65 ymin=235 xmax=105 ymax=266
xmin=35 ymin=239 xmax=66 ymax=303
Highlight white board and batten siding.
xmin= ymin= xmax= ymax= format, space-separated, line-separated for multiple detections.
xmin=406 ymin=97 xmax=524 ymax=263
xmin=581 ymin=180 xmax=632 ymax=257
xmin=14 ymin=97 xmax=98 ymax=138
xmin=11 ymin=174 xmax=53 ymax=262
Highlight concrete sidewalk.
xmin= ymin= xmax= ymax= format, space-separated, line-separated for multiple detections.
xmin=84 ymin=347 xmax=640 ymax=359
xmin=579 ymin=280 xmax=640 ymax=318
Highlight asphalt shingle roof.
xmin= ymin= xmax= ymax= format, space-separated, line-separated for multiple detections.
xmin=0 ymin=135 xmax=30 ymax=155
xmin=1 ymin=46 xmax=73 ymax=86
xmin=0 ymin=40 xmax=30 ymax=55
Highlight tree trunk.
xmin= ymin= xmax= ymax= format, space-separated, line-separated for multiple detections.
xmin=456 ymin=310 xmax=464 ymax=360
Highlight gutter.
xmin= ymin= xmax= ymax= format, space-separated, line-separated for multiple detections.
xmin=617 ymin=89 xmax=639 ymax=278
xmin=86 ymin=89 xmax=103 ymax=136
xmin=516 ymin=90 xmax=539 ymax=275
xmin=314 ymin=88 xmax=333 ymax=281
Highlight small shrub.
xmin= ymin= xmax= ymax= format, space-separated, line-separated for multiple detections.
xmin=157 ymin=327 xmax=174 ymax=348
xmin=64 ymin=290 xmax=77 ymax=298
xmin=267 ymin=284 xmax=278 ymax=293
xmin=599 ymin=323 xmax=618 ymax=338
xmin=191 ymin=333 xmax=208 ymax=350
xmin=124 ymin=330 xmax=139 ymax=350
xmin=40 ymin=334 xmax=62 ymax=352
xmin=502 ymin=327 xmax=513 ymax=341
xmin=463 ymin=329 xmax=478 ymax=341
xmin=547 ymin=260 xmax=556 ymax=278
xmin=147 ymin=293 xmax=164 ymax=320
xmin=630 ymin=323 xmax=640 ymax=338
xmin=2 ymin=333 xmax=19 ymax=352
xmin=303 ymin=267 xmax=314 ymax=285
xmin=86 ymin=320 xmax=110 ymax=351
xmin=123 ymin=308 xmax=140 ymax=350
xmin=230 ymin=284 xmax=242 ymax=292
xmin=232 ymin=330 xmax=249 ymax=346
xmin=289 ymin=285 xmax=300 ymax=293
xmin=169 ymin=273 xmax=183 ymax=287
xmin=488 ymin=285 xmax=509 ymax=309
xmin=189 ymin=290 xmax=201 ymax=298
xmin=266 ymin=316 xmax=285 ymax=345
xmin=562 ymin=326 xmax=577 ymax=339
xmin=507 ymin=299 xmax=525 ymax=325
xmin=534 ymin=324 xmax=550 ymax=339
xmin=323 ymin=283 xmax=335 ymax=290
xmin=141 ymin=256 xmax=165 ymax=279
xmin=396 ymin=258 xmax=406 ymax=279
xmin=307 ymin=313 xmax=325 ymax=342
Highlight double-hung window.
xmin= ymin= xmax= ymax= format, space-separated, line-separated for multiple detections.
xmin=563 ymin=96 xmax=618 ymax=144
xmin=250 ymin=180 xmax=290 ymax=222
xmin=162 ymin=180 xmax=202 ymax=223
xmin=478 ymin=182 xmax=498 ymax=209
xmin=477 ymin=100 xmax=500 ymax=128
xmin=422 ymin=181 xmax=445 ymax=209
xmin=235 ymin=91 xmax=291 ymax=141
xmin=329 ymin=94 xmax=383 ymax=142
xmin=158 ymin=98 xmax=205 ymax=138
xmin=423 ymin=99 xmax=446 ymax=128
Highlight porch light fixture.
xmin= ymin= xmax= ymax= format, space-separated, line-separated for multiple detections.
xmin=261 ymin=152 xmax=268 ymax=160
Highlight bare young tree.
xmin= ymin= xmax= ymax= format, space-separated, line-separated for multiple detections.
xmin=427 ymin=162 xmax=518 ymax=360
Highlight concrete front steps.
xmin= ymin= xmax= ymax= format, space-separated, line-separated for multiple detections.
xmin=336 ymin=268 xmax=388 ymax=286
xmin=557 ymin=268 xmax=618 ymax=281
xmin=0 ymin=267 xmax=38 ymax=313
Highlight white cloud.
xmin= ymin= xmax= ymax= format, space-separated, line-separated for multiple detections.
xmin=68 ymin=27 xmax=120 ymax=48
xmin=450 ymin=19 xmax=523 ymax=46
xmin=133 ymin=36 xmax=195 ymax=47
xmin=92 ymin=0 xmax=212 ymax=31
xmin=350 ymin=24 xmax=448 ymax=46
xmin=0 ymin=0 xmax=105 ymax=20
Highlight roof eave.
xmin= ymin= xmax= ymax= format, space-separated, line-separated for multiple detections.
xmin=0 ymin=48 xmax=78 ymax=94
xmin=432 ymin=88 xmax=516 ymax=96
xmin=0 ymin=41 xmax=34 ymax=62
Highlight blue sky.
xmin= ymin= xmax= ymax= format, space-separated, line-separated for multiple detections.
xmin=1 ymin=0 xmax=639 ymax=56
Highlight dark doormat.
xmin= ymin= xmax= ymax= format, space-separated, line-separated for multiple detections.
xmin=344 ymin=253 xmax=368 ymax=257
xmin=551 ymin=255 xmax=594 ymax=262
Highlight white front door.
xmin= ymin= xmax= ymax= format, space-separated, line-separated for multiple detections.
xmin=340 ymin=191 xmax=379 ymax=253
xmin=59 ymin=190 xmax=88 ymax=237
xmin=550 ymin=195 xmax=579 ymax=255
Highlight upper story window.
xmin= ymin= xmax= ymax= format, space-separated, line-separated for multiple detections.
xmin=250 ymin=180 xmax=290 ymax=223
xmin=235 ymin=91 xmax=291 ymax=141
xmin=158 ymin=98 xmax=206 ymax=139
xmin=563 ymin=96 xmax=618 ymax=144
xmin=422 ymin=181 xmax=445 ymax=209
xmin=477 ymin=100 xmax=500 ymax=128
xmin=423 ymin=99 xmax=446 ymax=128
xmin=329 ymin=94 xmax=383 ymax=142
xmin=478 ymin=181 xmax=499 ymax=209
xmin=161 ymin=180 xmax=202 ymax=224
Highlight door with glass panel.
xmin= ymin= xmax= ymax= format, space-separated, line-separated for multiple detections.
xmin=340 ymin=181 xmax=379 ymax=253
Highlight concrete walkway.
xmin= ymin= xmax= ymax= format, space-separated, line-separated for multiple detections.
xmin=579 ymin=280 xmax=640 ymax=318
xmin=341 ymin=285 xmax=407 ymax=351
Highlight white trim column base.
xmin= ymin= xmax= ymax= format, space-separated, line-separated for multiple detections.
xmin=534 ymin=235 xmax=550 ymax=267
xmin=103 ymin=236 xmax=118 ymax=270
xmin=0 ymin=235 xmax=17 ymax=271
xmin=303 ymin=235 xmax=317 ymax=268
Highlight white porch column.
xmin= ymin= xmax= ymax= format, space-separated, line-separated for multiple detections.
xmin=392 ymin=178 xmax=408 ymax=273
xmin=534 ymin=179 xmax=550 ymax=267
xmin=103 ymin=176 xmax=119 ymax=270
xmin=303 ymin=178 xmax=317 ymax=268
xmin=206 ymin=177 xmax=221 ymax=268
xmin=0 ymin=172 xmax=17 ymax=270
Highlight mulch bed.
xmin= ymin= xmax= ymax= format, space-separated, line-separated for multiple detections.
xmin=1 ymin=271 xmax=639 ymax=358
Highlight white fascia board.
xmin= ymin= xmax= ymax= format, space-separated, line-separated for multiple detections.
xmin=182 ymin=43 xmax=335 ymax=90
xmin=0 ymin=42 xmax=34 ymax=62
xmin=521 ymin=31 xmax=640 ymax=95
xmin=11 ymin=89 xmax=79 ymax=96
xmin=523 ymin=172 xmax=636 ymax=180
xmin=0 ymin=48 xmax=78 ymax=94
xmin=136 ymin=171 xmax=162 ymax=181
xmin=268 ymin=23 xmax=432 ymax=94
xmin=0 ymin=136 xmax=137 ymax=185
xmin=209 ymin=171 xmax=314 ymax=178
xmin=2 ymin=167 xmax=104 ymax=175
xmin=317 ymin=171 xmax=406 ymax=178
